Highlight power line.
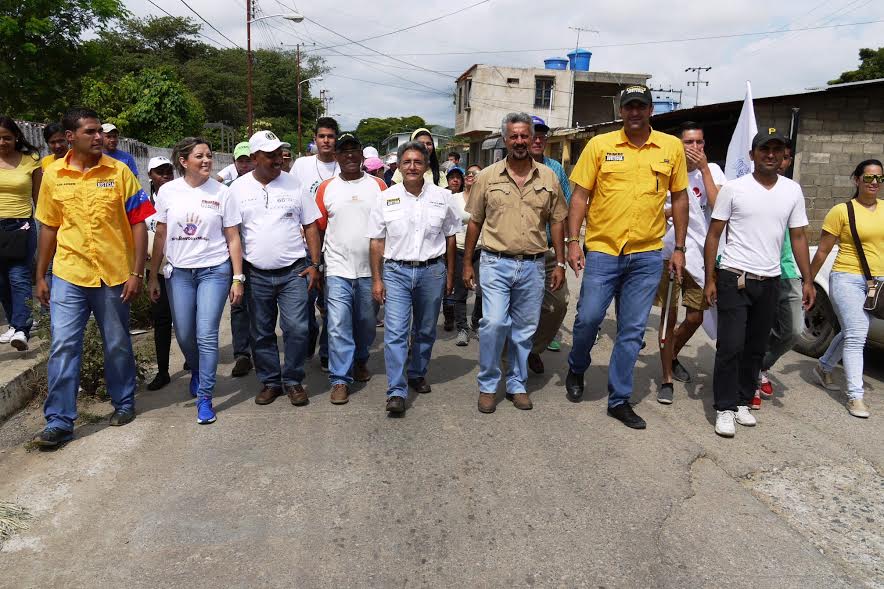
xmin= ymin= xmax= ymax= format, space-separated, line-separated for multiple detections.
xmin=144 ymin=0 xmax=233 ymax=49
xmin=325 ymin=73 xmax=451 ymax=96
xmin=178 ymin=0 xmax=244 ymax=49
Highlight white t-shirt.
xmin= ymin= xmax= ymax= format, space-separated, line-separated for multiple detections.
xmin=217 ymin=163 xmax=238 ymax=185
xmin=227 ymin=171 xmax=322 ymax=270
xmin=154 ymin=177 xmax=235 ymax=269
xmin=662 ymin=163 xmax=727 ymax=286
xmin=316 ymin=173 xmax=387 ymax=279
xmin=292 ymin=155 xmax=339 ymax=202
xmin=365 ymin=182 xmax=461 ymax=261
xmin=711 ymin=173 xmax=808 ymax=277
xmin=449 ymin=191 xmax=471 ymax=250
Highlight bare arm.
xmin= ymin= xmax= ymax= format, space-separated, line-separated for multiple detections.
xmin=703 ymin=219 xmax=727 ymax=306
xmin=148 ymin=223 xmax=167 ymax=303
xmin=35 ymin=224 xmax=58 ymax=307
xmin=566 ymin=184 xmax=591 ymax=275
xmin=120 ymin=222 xmax=148 ymax=303
xmin=223 ymin=225 xmax=244 ymax=305
xmin=31 ymin=168 xmax=43 ymax=206
xmin=462 ymin=219 xmax=483 ymax=290
xmin=549 ymin=220 xmax=566 ymax=291
xmin=789 ymin=226 xmax=816 ymax=310
xmin=301 ymin=222 xmax=323 ymax=292
xmin=810 ymin=231 xmax=839 ymax=279
xmin=700 ymin=167 xmax=722 ymax=210
xmin=370 ymin=238 xmax=386 ymax=303
xmin=669 ymin=188 xmax=689 ymax=281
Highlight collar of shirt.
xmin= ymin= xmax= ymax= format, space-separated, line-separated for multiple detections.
xmin=57 ymin=151 xmax=117 ymax=176
xmin=614 ymin=127 xmax=663 ymax=150
xmin=500 ymin=157 xmax=540 ymax=185
xmin=403 ymin=180 xmax=429 ymax=199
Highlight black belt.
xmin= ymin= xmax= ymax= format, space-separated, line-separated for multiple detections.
xmin=388 ymin=256 xmax=443 ymax=267
xmin=246 ymin=258 xmax=306 ymax=275
xmin=483 ymin=250 xmax=545 ymax=261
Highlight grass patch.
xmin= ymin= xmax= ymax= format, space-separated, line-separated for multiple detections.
xmin=0 ymin=502 xmax=33 ymax=546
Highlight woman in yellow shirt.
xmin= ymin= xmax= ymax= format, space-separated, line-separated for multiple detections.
xmin=810 ymin=158 xmax=883 ymax=418
xmin=0 ymin=117 xmax=42 ymax=350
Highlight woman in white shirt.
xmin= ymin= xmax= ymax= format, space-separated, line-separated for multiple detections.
xmin=148 ymin=137 xmax=244 ymax=425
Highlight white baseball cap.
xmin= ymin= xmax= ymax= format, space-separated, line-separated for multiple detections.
xmin=101 ymin=123 xmax=118 ymax=134
xmin=248 ymin=130 xmax=290 ymax=155
xmin=148 ymin=156 xmax=172 ymax=172
xmin=362 ymin=146 xmax=379 ymax=159
xmin=385 ymin=154 xmax=397 ymax=164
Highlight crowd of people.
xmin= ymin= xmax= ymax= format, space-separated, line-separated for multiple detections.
xmin=0 ymin=84 xmax=880 ymax=447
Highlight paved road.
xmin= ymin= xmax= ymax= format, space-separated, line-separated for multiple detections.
xmin=1 ymin=273 xmax=882 ymax=588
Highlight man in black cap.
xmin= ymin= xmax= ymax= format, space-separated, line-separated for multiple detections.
xmin=703 ymin=127 xmax=815 ymax=438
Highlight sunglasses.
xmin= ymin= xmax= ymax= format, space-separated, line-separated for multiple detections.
xmin=861 ymin=174 xmax=883 ymax=183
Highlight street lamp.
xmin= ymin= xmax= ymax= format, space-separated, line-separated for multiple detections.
xmin=297 ymin=76 xmax=323 ymax=155
xmin=246 ymin=11 xmax=304 ymax=135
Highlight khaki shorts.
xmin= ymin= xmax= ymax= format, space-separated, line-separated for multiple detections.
xmin=654 ymin=260 xmax=708 ymax=311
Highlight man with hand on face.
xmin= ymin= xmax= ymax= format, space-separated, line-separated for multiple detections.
xmin=565 ymin=85 xmax=689 ymax=430
xmin=226 ymin=131 xmax=323 ymax=408
xmin=463 ymin=112 xmax=568 ymax=414
xmin=315 ymin=134 xmax=387 ymax=405
xmin=704 ymin=128 xmax=814 ymax=438
xmin=366 ymin=140 xmax=460 ymax=415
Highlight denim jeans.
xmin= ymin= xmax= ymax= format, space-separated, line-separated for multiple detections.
xmin=762 ymin=278 xmax=804 ymax=371
xmin=477 ymin=252 xmax=544 ymax=394
xmin=0 ymin=218 xmax=36 ymax=337
xmin=819 ymin=271 xmax=880 ymax=400
xmin=44 ymin=277 xmax=136 ymax=431
xmin=568 ymin=250 xmax=662 ymax=407
xmin=326 ymin=275 xmax=377 ymax=386
xmin=382 ymin=259 xmax=446 ymax=398
xmin=167 ymin=260 xmax=231 ymax=399
xmin=248 ymin=259 xmax=310 ymax=387
xmin=443 ymin=249 xmax=469 ymax=331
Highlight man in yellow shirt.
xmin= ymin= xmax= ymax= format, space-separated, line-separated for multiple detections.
xmin=32 ymin=108 xmax=154 ymax=448
xmin=564 ymin=85 xmax=689 ymax=429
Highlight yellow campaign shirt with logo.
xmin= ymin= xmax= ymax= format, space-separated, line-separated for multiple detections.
xmin=36 ymin=153 xmax=155 ymax=288
xmin=570 ymin=128 xmax=688 ymax=256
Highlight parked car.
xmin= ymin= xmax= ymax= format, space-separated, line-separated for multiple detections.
xmin=794 ymin=245 xmax=884 ymax=357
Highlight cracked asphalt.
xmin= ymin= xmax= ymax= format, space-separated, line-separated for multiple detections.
xmin=1 ymin=272 xmax=881 ymax=588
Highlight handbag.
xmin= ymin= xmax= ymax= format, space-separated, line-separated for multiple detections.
xmin=0 ymin=223 xmax=29 ymax=261
xmin=846 ymin=200 xmax=884 ymax=320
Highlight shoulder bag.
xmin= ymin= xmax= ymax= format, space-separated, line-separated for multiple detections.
xmin=846 ymin=200 xmax=884 ymax=320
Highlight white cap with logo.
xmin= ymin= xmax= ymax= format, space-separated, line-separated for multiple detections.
xmin=248 ymin=130 xmax=290 ymax=155
xmin=148 ymin=156 xmax=172 ymax=172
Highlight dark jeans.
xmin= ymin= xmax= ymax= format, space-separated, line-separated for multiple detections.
xmin=713 ymin=270 xmax=780 ymax=411
xmin=150 ymin=273 xmax=172 ymax=374
xmin=230 ymin=292 xmax=252 ymax=360
xmin=443 ymin=249 xmax=469 ymax=331
xmin=0 ymin=218 xmax=36 ymax=337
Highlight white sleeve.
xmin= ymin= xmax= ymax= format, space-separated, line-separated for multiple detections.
xmin=299 ymin=188 xmax=322 ymax=226
xmin=365 ymin=194 xmax=387 ymax=239
xmin=710 ymin=183 xmax=734 ymax=221
xmin=709 ymin=163 xmax=727 ymax=187
xmin=220 ymin=186 xmax=239 ymax=228
xmin=442 ymin=193 xmax=462 ymax=237
xmin=787 ymin=187 xmax=809 ymax=228
xmin=154 ymin=185 xmax=169 ymax=223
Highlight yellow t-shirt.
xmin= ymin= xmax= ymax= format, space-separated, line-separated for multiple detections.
xmin=822 ymin=200 xmax=884 ymax=276
xmin=41 ymin=154 xmax=61 ymax=171
xmin=0 ymin=152 xmax=40 ymax=218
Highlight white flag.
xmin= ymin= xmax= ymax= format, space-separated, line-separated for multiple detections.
xmin=724 ymin=81 xmax=758 ymax=180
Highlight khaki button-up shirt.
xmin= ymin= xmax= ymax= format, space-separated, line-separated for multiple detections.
xmin=466 ymin=158 xmax=567 ymax=256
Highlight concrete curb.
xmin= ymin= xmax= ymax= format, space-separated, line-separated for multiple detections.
xmin=0 ymin=363 xmax=41 ymax=423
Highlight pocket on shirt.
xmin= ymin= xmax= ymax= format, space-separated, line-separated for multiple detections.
xmin=427 ymin=209 xmax=446 ymax=235
xmin=384 ymin=208 xmax=406 ymax=237
xmin=487 ymin=186 xmax=512 ymax=209
xmin=650 ymin=162 xmax=673 ymax=196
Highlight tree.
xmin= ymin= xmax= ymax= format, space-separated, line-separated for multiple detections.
xmin=0 ymin=0 xmax=127 ymax=120
xmin=354 ymin=116 xmax=428 ymax=149
xmin=81 ymin=67 xmax=206 ymax=147
xmin=829 ymin=47 xmax=884 ymax=85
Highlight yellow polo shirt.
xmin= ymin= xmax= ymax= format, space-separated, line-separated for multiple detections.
xmin=36 ymin=153 xmax=155 ymax=288
xmin=571 ymin=128 xmax=688 ymax=255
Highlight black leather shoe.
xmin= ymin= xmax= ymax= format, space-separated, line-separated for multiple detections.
xmin=386 ymin=396 xmax=406 ymax=414
xmin=32 ymin=427 xmax=74 ymax=448
xmin=146 ymin=372 xmax=171 ymax=391
xmin=408 ymin=377 xmax=431 ymax=394
xmin=231 ymin=355 xmax=252 ymax=377
xmin=109 ymin=408 xmax=136 ymax=427
xmin=607 ymin=403 xmax=646 ymax=429
xmin=565 ymin=370 xmax=584 ymax=402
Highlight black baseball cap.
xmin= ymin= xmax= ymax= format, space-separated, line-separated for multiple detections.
xmin=335 ymin=133 xmax=362 ymax=152
xmin=751 ymin=127 xmax=788 ymax=150
xmin=619 ymin=85 xmax=652 ymax=107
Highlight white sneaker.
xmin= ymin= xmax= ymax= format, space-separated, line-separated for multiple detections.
xmin=813 ymin=365 xmax=839 ymax=391
xmin=0 ymin=326 xmax=14 ymax=344
xmin=10 ymin=331 xmax=28 ymax=351
xmin=847 ymin=398 xmax=870 ymax=418
xmin=735 ymin=405 xmax=757 ymax=426
xmin=715 ymin=410 xmax=736 ymax=437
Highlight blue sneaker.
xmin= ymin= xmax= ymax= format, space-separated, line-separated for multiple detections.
xmin=196 ymin=397 xmax=216 ymax=425
xmin=189 ymin=371 xmax=199 ymax=398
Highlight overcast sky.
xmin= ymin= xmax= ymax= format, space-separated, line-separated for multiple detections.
xmin=128 ymin=0 xmax=883 ymax=130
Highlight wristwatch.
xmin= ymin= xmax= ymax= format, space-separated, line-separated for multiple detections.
xmin=232 ymin=274 xmax=246 ymax=283
xmin=556 ymin=262 xmax=567 ymax=270
xmin=564 ymin=236 xmax=580 ymax=244
xmin=673 ymin=245 xmax=687 ymax=253
xmin=311 ymin=261 xmax=324 ymax=272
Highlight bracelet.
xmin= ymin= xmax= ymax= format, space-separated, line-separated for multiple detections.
xmin=232 ymin=279 xmax=243 ymax=285
xmin=129 ymin=271 xmax=144 ymax=279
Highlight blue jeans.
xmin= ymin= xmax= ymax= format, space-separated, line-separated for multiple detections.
xmin=568 ymin=250 xmax=663 ymax=407
xmin=326 ymin=275 xmax=377 ymax=386
xmin=248 ymin=260 xmax=310 ymax=387
xmin=382 ymin=259 xmax=446 ymax=398
xmin=44 ymin=277 xmax=136 ymax=431
xmin=0 ymin=218 xmax=36 ymax=337
xmin=819 ymin=271 xmax=880 ymax=400
xmin=477 ymin=252 xmax=544 ymax=394
xmin=167 ymin=260 xmax=231 ymax=399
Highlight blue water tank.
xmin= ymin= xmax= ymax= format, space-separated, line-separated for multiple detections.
xmin=544 ymin=57 xmax=569 ymax=70
xmin=567 ymin=49 xmax=592 ymax=71
xmin=653 ymin=99 xmax=679 ymax=114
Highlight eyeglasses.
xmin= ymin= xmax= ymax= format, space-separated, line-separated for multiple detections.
xmin=861 ymin=174 xmax=883 ymax=183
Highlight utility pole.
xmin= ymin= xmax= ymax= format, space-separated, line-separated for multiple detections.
xmin=296 ymin=43 xmax=301 ymax=155
xmin=650 ymin=86 xmax=684 ymax=110
xmin=246 ymin=0 xmax=253 ymax=135
xmin=685 ymin=66 xmax=711 ymax=107
xmin=567 ymin=26 xmax=598 ymax=127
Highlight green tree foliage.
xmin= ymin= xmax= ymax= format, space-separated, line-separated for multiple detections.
xmin=0 ymin=0 xmax=127 ymax=119
xmin=355 ymin=116 xmax=428 ymax=149
xmin=81 ymin=67 xmax=206 ymax=147
xmin=829 ymin=47 xmax=884 ymax=84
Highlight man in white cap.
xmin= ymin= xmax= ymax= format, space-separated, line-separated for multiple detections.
xmin=227 ymin=130 xmax=323 ymax=407
xmin=383 ymin=154 xmax=397 ymax=187
xmin=101 ymin=123 xmax=138 ymax=176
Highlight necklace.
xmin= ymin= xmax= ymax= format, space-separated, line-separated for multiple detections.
xmin=315 ymin=157 xmax=339 ymax=181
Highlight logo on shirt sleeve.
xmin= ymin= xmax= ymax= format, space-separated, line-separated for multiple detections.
xmin=605 ymin=153 xmax=624 ymax=162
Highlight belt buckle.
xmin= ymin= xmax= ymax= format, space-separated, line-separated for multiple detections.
xmin=514 ymin=254 xmax=524 ymax=260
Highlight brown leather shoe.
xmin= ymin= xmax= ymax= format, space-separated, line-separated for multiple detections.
xmin=408 ymin=377 xmax=431 ymax=394
xmin=330 ymin=384 xmax=349 ymax=405
xmin=478 ymin=392 xmax=496 ymax=414
xmin=509 ymin=393 xmax=533 ymax=410
xmin=286 ymin=384 xmax=309 ymax=406
xmin=527 ymin=352 xmax=545 ymax=374
xmin=353 ymin=362 xmax=371 ymax=383
xmin=255 ymin=385 xmax=283 ymax=405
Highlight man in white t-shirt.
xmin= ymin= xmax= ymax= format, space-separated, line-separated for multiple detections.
xmin=227 ymin=131 xmax=323 ymax=407
xmin=292 ymin=117 xmax=340 ymax=370
xmin=704 ymin=128 xmax=815 ymax=438
xmin=215 ymin=142 xmax=255 ymax=185
xmin=315 ymin=134 xmax=387 ymax=404
xmin=654 ymin=122 xmax=727 ymax=404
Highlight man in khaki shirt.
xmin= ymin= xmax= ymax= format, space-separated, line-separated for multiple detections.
xmin=463 ymin=112 xmax=568 ymax=414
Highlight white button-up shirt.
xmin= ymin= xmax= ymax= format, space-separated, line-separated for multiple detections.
xmin=365 ymin=181 xmax=460 ymax=261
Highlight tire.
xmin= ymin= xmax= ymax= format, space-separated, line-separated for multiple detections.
xmin=794 ymin=284 xmax=839 ymax=358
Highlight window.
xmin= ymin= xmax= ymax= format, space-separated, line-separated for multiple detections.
xmin=457 ymin=86 xmax=463 ymax=113
xmin=506 ymin=77 xmax=520 ymax=85
xmin=464 ymin=79 xmax=472 ymax=109
xmin=535 ymin=77 xmax=553 ymax=109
